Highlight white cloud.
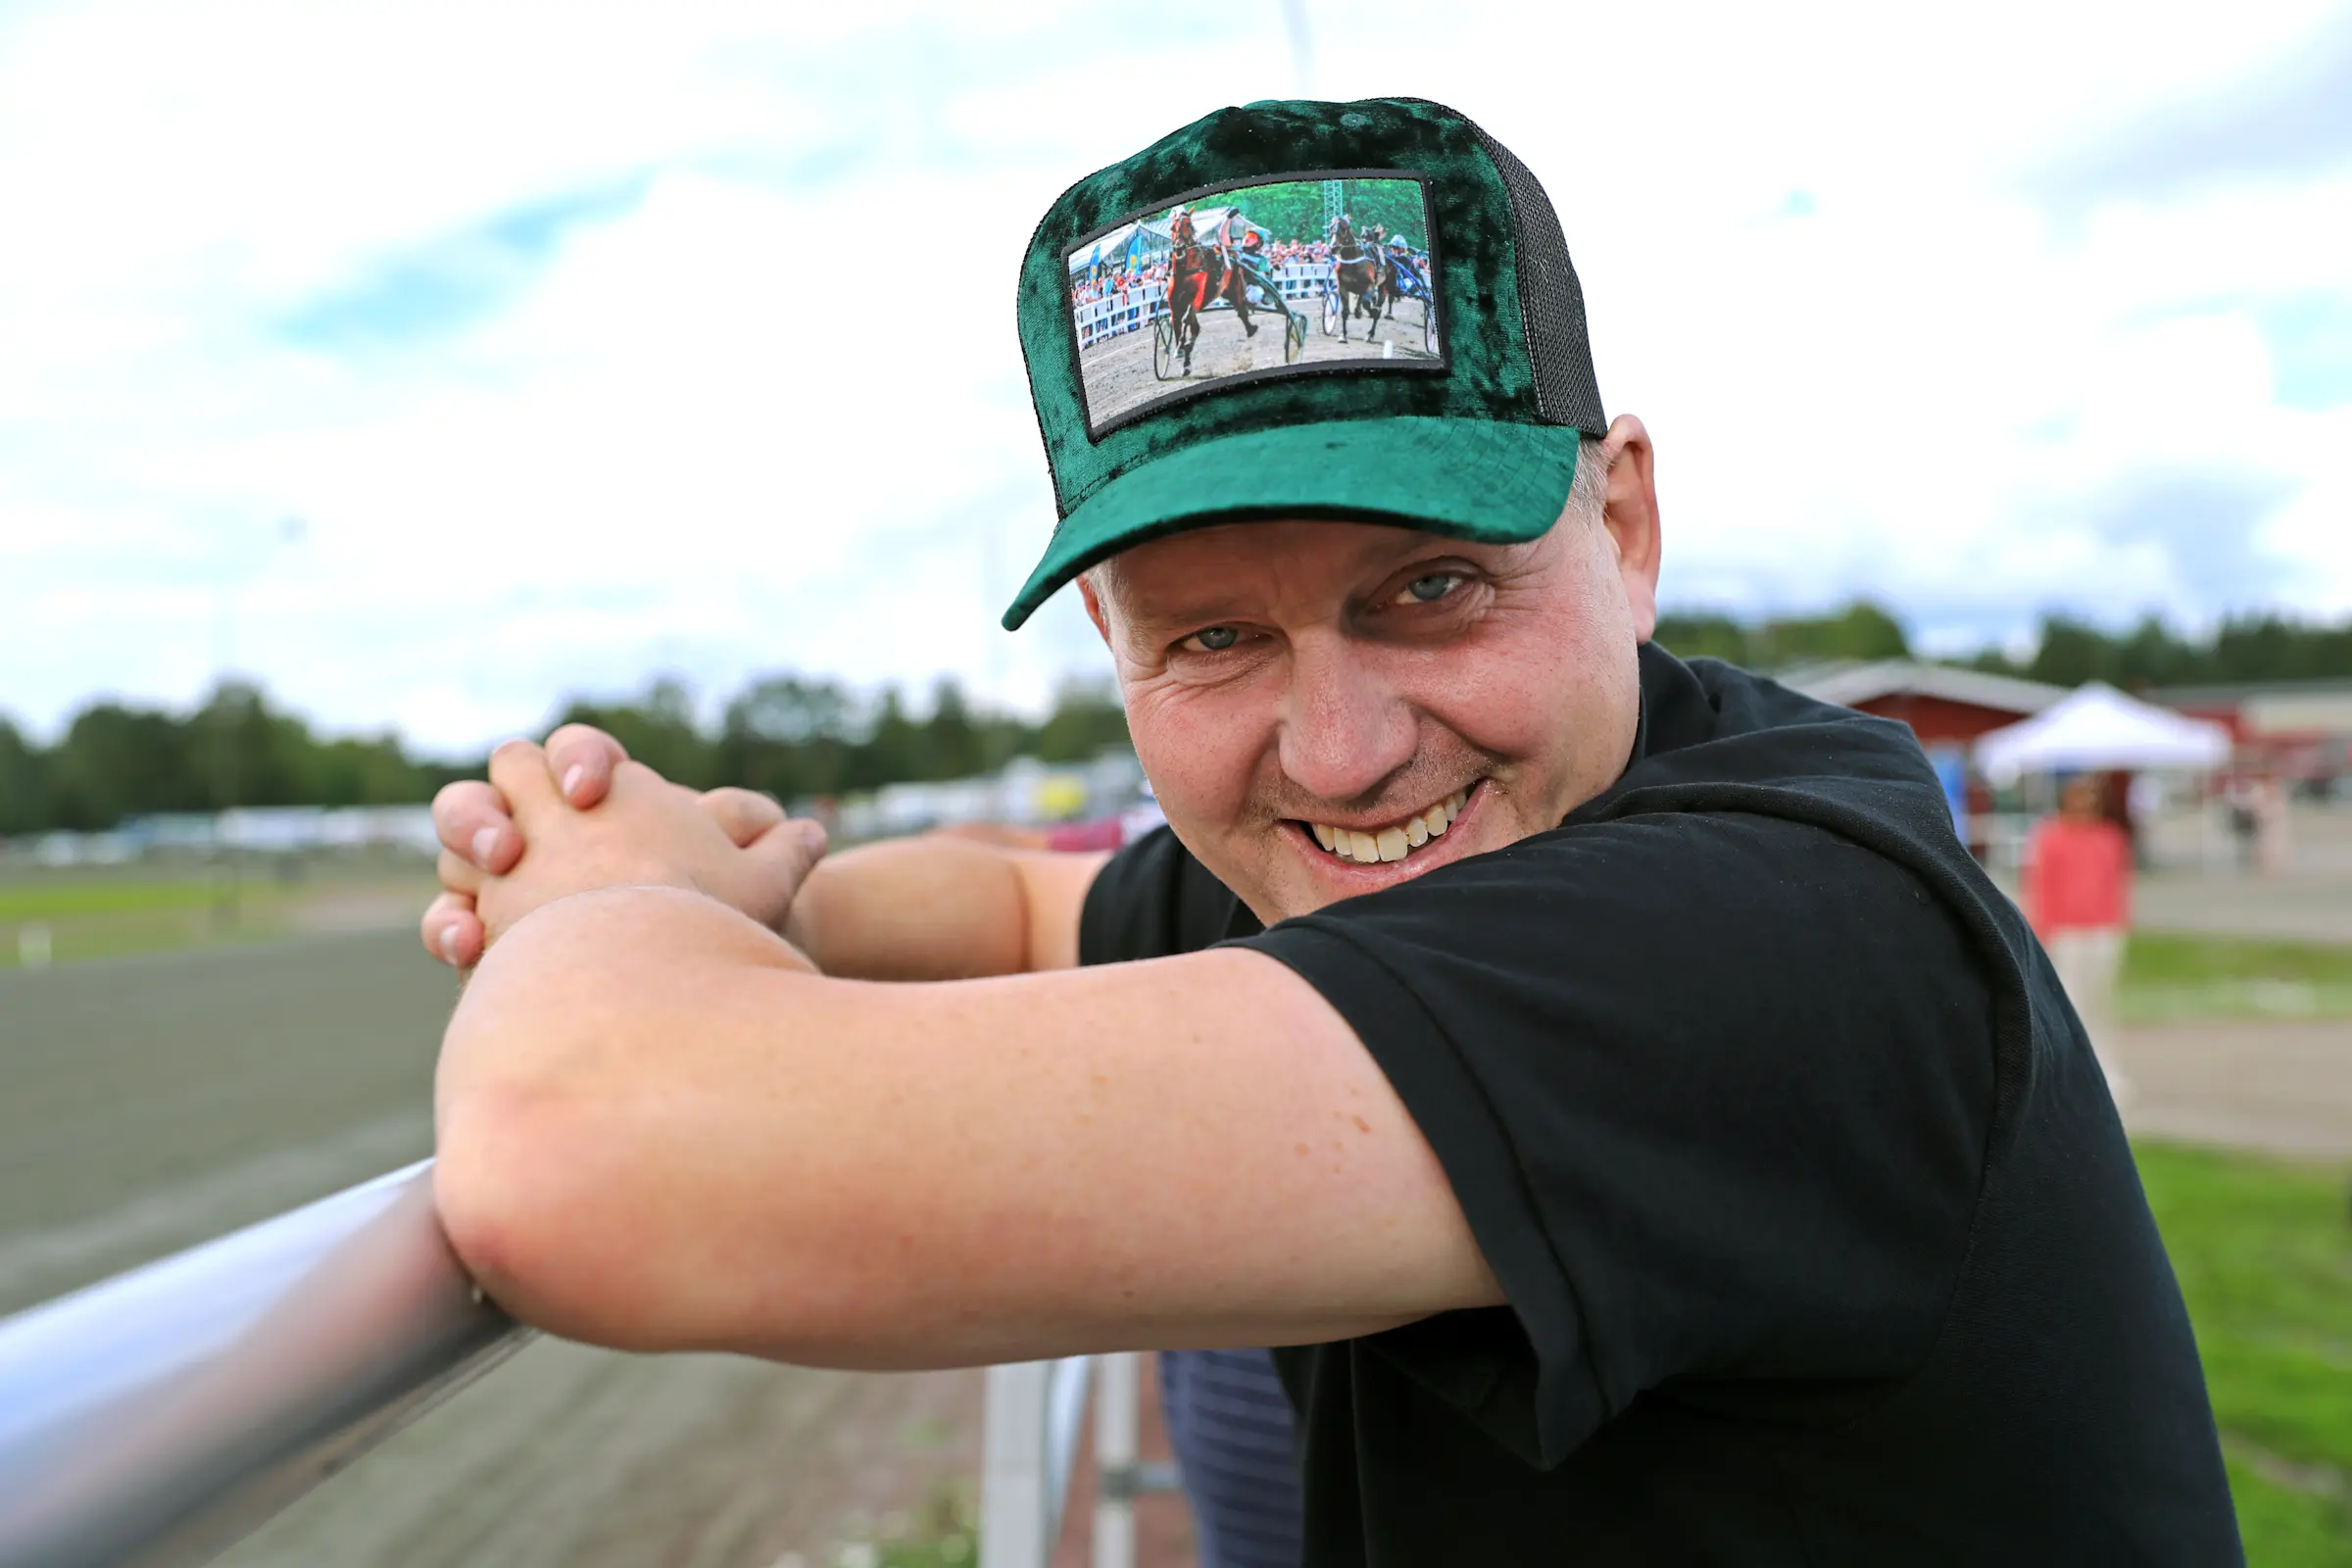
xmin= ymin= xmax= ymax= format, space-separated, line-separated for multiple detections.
xmin=2 ymin=0 xmax=2348 ymax=750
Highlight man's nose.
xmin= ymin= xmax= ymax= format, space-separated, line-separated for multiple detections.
xmin=1277 ymin=640 xmax=1417 ymax=808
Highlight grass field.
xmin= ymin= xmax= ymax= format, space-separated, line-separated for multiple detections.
xmin=2126 ymin=933 xmax=2352 ymax=1023
xmin=2139 ymin=1141 xmax=2352 ymax=1563
xmin=0 ymin=859 xmax=435 ymax=968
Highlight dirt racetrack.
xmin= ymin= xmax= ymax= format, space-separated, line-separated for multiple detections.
xmin=0 ymin=931 xmax=991 ymax=1567
xmin=1080 ymin=292 xmax=1438 ymax=427
xmin=2122 ymin=1017 xmax=2352 ymax=1158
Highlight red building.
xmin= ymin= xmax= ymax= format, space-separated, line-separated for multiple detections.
xmin=1786 ymin=662 xmax=2067 ymax=748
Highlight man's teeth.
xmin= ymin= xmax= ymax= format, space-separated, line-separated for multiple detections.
xmin=1310 ymin=790 xmax=1469 ymax=864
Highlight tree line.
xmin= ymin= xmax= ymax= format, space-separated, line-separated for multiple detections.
xmin=0 ymin=674 xmax=1129 ymax=838
xmin=1212 ymin=176 xmax=1428 ymax=247
xmin=1654 ymin=606 xmax=2352 ymax=691
xmin=9 ymin=608 xmax=2350 ymax=836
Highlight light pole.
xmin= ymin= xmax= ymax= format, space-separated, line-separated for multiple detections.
xmin=207 ymin=515 xmax=306 ymax=930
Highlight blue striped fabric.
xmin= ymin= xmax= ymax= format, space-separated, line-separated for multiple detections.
xmin=1158 ymin=1348 xmax=1302 ymax=1568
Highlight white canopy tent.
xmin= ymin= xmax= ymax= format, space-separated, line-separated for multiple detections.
xmin=1973 ymin=682 xmax=2231 ymax=783
xmin=1068 ymin=219 xmax=1170 ymax=276
xmin=1067 ymin=207 xmax=1277 ymax=276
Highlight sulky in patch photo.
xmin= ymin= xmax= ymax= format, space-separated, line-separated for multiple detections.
xmin=1067 ymin=172 xmax=1443 ymax=433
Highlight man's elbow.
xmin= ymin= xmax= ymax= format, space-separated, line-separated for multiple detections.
xmin=434 ymin=1084 xmax=652 ymax=1347
xmin=432 ymin=1086 xmax=531 ymax=1311
xmin=432 ymin=922 xmax=701 ymax=1350
xmin=440 ymin=1077 xmax=757 ymax=1352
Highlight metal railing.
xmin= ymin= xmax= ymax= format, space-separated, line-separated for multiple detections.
xmin=0 ymin=1163 xmax=1156 ymax=1568
xmin=0 ymin=1163 xmax=524 ymax=1568
xmin=982 ymin=1352 xmax=1171 ymax=1568
xmin=981 ymin=1356 xmax=1095 ymax=1566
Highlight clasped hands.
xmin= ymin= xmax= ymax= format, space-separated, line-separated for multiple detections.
xmin=419 ymin=723 xmax=829 ymax=970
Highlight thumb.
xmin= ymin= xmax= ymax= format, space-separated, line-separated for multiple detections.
xmin=701 ymin=786 xmax=787 ymax=849
xmin=740 ymin=817 xmax=828 ymax=915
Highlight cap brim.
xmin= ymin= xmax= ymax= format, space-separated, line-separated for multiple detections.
xmin=1002 ymin=416 xmax=1581 ymax=629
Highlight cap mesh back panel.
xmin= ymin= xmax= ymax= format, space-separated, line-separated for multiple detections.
xmin=1401 ymin=103 xmax=1605 ymax=432
xmin=1471 ymin=123 xmax=1604 ymax=430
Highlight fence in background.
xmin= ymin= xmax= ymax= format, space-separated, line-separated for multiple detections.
xmin=1072 ymin=261 xmax=1334 ymax=350
xmin=0 ymin=1161 xmax=1143 ymax=1568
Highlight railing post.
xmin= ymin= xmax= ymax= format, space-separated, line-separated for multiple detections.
xmin=980 ymin=1356 xmax=1091 ymax=1568
xmin=980 ymin=1361 xmax=1053 ymax=1568
xmin=1091 ymin=1352 xmax=1140 ymax=1568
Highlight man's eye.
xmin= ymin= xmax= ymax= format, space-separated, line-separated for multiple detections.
xmin=1183 ymin=625 xmax=1241 ymax=653
xmin=1397 ymin=572 xmax=1462 ymax=605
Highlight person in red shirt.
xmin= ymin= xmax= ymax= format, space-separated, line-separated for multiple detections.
xmin=2025 ymin=774 xmax=2133 ymax=1102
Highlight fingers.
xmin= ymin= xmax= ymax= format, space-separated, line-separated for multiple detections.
xmin=742 ymin=813 xmax=829 ymax=907
xmin=433 ymin=778 xmax=520 ymax=876
xmin=422 ymin=891 xmax=484 ymax=968
xmin=700 ymin=787 xmax=788 ymax=849
xmin=487 ymin=738 xmax=564 ymax=826
xmin=438 ymin=849 xmax=484 ymax=899
xmin=543 ymin=724 xmax=630 ymax=808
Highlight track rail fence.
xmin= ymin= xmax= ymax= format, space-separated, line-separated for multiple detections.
xmin=1072 ymin=261 xmax=1334 ymax=349
xmin=0 ymin=1161 xmax=1146 ymax=1568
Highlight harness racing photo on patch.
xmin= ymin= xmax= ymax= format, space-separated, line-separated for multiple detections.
xmin=1067 ymin=172 xmax=1445 ymax=434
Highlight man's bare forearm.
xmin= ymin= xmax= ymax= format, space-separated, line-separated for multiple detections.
xmin=434 ymin=884 xmax=1494 ymax=1367
xmin=782 ymin=831 xmax=1107 ymax=980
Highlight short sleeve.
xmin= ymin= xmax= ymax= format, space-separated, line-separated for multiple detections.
xmin=1239 ymin=811 xmax=1996 ymax=1466
xmin=1079 ymin=825 xmax=1251 ymax=965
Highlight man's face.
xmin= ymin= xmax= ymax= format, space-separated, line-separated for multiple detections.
xmin=1083 ymin=442 xmax=1660 ymax=925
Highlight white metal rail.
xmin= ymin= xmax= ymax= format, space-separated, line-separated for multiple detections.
xmin=978 ymin=1351 xmax=1167 ymax=1568
xmin=0 ymin=1162 xmax=524 ymax=1567
xmin=0 ymin=1161 xmax=1153 ymax=1568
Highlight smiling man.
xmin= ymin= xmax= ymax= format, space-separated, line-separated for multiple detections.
xmin=422 ymin=99 xmax=2241 ymax=1564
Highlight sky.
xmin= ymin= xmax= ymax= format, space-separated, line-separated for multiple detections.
xmin=2 ymin=0 xmax=2348 ymax=753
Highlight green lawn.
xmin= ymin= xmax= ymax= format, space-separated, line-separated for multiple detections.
xmin=2124 ymin=934 xmax=2352 ymax=1022
xmin=2139 ymin=1141 xmax=2352 ymax=1563
xmin=0 ymin=875 xmax=236 ymax=921
xmin=0 ymin=862 xmax=435 ymax=967
xmin=852 ymin=1483 xmax=977 ymax=1566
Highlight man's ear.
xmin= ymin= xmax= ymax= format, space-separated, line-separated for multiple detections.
xmin=1077 ymin=569 xmax=1114 ymax=647
xmin=1598 ymin=415 xmax=1661 ymax=645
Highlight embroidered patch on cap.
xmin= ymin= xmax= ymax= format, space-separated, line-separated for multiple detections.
xmin=1065 ymin=171 xmax=1445 ymax=436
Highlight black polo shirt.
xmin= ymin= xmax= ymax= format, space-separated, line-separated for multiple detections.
xmin=1080 ymin=643 xmax=2239 ymax=1565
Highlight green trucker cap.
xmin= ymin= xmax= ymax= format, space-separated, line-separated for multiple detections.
xmin=1004 ymin=96 xmax=1606 ymax=629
